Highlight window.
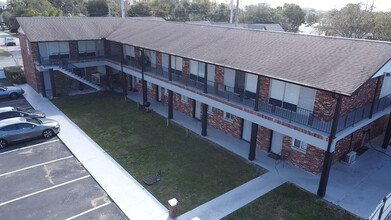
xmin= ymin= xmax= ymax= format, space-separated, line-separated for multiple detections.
xmin=170 ymin=55 xmax=182 ymax=74
xmin=137 ymin=78 xmax=142 ymax=84
xmin=190 ymin=60 xmax=206 ymax=82
xmin=224 ymin=111 xmax=234 ymax=122
xmin=78 ymin=40 xmax=102 ymax=57
xmin=26 ymin=40 xmax=30 ymax=55
xmin=207 ymin=64 xmax=215 ymax=85
xmin=123 ymin=45 xmax=135 ymax=60
xmin=269 ymin=79 xmax=300 ymax=111
xmin=207 ymin=105 xmax=214 ymax=114
xmin=39 ymin=42 xmax=70 ymax=60
xmin=144 ymin=50 xmax=156 ymax=68
xmin=292 ymin=139 xmax=307 ymax=152
xmin=147 ymin=81 xmax=152 ymax=89
xmin=181 ymin=95 xmax=188 ymax=104
xmin=224 ymin=68 xmax=235 ymax=88
xmin=164 ymin=88 xmax=168 ymax=96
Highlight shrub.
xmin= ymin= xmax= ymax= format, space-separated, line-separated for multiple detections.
xmin=3 ymin=66 xmax=26 ymax=84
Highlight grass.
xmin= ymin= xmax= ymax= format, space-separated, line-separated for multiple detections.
xmin=52 ymin=92 xmax=265 ymax=214
xmin=0 ymin=49 xmax=11 ymax=56
xmin=224 ymin=183 xmax=361 ymax=220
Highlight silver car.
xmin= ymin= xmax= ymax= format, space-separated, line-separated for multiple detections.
xmin=0 ymin=106 xmax=45 ymax=120
xmin=0 ymin=117 xmax=60 ymax=148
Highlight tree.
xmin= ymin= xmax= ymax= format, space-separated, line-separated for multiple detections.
xmin=305 ymin=9 xmax=318 ymax=26
xmin=241 ymin=3 xmax=279 ymax=24
xmin=128 ymin=2 xmax=151 ymax=17
xmin=281 ymin=3 xmax=305 ymax=32
xmin=316 ymin=3 xmax=374 ymax=38
xmin=210 ymin=3 xmax=230 ymax=22
xmin=373 ymin=12 xmax=391 ymax=41
xmin=86 ymin=0 xmax=108 ymax=17
xmin=48 ymin=0 xmax=85 ymax=15
xmin=173 ymin=4 xmax=187 ymax=21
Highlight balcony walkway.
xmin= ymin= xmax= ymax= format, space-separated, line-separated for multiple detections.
xmin=127 ymin=91 xmax=391 ymax=219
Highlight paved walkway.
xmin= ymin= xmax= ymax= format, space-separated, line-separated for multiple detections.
xmin=19 ymin=84 xmax=169 ymax=220
xmin=177 ymin=172 xmax=285 ymax=220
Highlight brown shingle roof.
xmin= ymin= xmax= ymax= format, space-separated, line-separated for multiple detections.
xmin=17 ymin=17 xmax=125 ymax=42
xmin=17 ymin=17 xmax=391 ymax=96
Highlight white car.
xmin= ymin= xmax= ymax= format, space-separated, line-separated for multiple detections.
xmin=4 ymin=37 xmax=16 ymax=46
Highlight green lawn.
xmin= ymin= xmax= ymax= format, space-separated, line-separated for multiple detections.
xmin=0 ymin=49 xmax=11 ymax=56
xmin=224 ymin=183 xmax=361 ymax=220
xmin=52 ymin=92 xmax=265 ymax=214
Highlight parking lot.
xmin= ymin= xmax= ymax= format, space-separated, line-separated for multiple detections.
xmin=0 ymin=81 xmax=127 ymax=219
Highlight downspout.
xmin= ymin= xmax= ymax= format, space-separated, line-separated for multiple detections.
xmin=317 ymin=94 xmax=343 ymax=198
xmin=369 ymin=77 xmax=381 ymax=119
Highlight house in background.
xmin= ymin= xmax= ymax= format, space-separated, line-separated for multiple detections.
xmin=186 ymin=21 xmax=285 ymax=32
xmin=17 ymin=17 xmax=391 ymax=198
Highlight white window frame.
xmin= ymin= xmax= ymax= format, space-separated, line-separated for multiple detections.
xmin=147 ymin=81 xmax=152 ymax=89
xmin=26 ymin=40 xmax=30 ymax=55
xmin=292 ymin=138 xmax=307 ymax=153
xmin=207 ymin=105 xmax=214 ymax=114
xmin=164 ymin=88 xmax=169 ymax=96
xmin=224 ymin=111 xmax=234 ymax=122
xmin=181 ymin=95 xmax=188 ymax=104
xmin=137 ymin=77 xmax=142 ymax=84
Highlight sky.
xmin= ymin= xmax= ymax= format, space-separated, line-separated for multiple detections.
xmin=219 ymin=0 xmax=391 ymax=11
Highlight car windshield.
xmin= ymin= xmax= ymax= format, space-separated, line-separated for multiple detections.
xmin=0 ymin=87 xmax=6 ymax=91
xmin=27 ymin=118 xmax=41 ymax=125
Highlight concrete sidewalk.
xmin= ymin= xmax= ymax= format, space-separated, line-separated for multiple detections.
xmin=19 ymin=84 xmax=169 ymax=220
xmin=177 ymin=172 xmax=285 ymax=220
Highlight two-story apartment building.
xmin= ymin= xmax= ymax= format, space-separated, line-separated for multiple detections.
xmin=17 ymin=17 xmax=391 ymax=197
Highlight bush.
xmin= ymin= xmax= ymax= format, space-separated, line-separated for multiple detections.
xmin=3 ymin=66 xmax=26 ymax=84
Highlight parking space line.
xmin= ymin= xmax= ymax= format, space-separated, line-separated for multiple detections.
xmin=65 ymin=202 xmax=113 ymax=220
xmin=0 ymin=175 xmax=90 ymax=207
xmin=0 ymin=139 xmax=60 ymax=155
xmin=0 ymin=155 xmax=74 ymax=177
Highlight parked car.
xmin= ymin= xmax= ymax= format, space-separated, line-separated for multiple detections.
xmin=0 ymin=86 xmax=24 ymax=99
xmin=0 ymin=117 xmax=60 ymax=148
xmin=4 ymin=37 xmax=16 ymax=46
xmin=0 ymin=107 xmax=45 ymax=120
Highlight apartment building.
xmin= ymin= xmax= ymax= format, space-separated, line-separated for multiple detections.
xmin=17 ymin=17 xmax=391 ymax=197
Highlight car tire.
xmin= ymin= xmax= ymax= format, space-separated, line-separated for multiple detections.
xmin=9 ymin=93 xmax=18 ymax=99
xmin=42 ymin=129 xmax=54 ymax=138
xmin=0 ymin=139 xmax=7 ymax=149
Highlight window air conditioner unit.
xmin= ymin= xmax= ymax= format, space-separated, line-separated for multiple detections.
xmin=343 ymin=151 xmax=356 ymax=164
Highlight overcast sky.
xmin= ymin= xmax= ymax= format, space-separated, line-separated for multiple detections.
xmin=219 ymin=0 xmax=391 ymax=11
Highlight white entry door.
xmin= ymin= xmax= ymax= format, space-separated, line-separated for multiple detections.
xmin=158 ymin=86 xmax=162 ymax=101
xmin=43 ymin=71 xmax=52 ymax=97
xmin=271 ymin=131 xmax=283 ymax=155
xmin=242 ymin=120 xmax=252 ymax=142
xmin=195 ymin=101 xmax=201 ymax=119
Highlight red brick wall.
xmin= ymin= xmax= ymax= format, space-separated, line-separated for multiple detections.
xmin=161 ymin=87 xmax=169 ymax=105
xmin=333 ymin=114 xmax=389 ymax=163
xmin=256 ymin=126 xmax=272 ymax=151
xmin=341 ymin=77 xmax=381 ymax=115
xmin=182 ymin=58 xmax=190 ymax=78
xmin=259 ymin=76 xmax=270 ymax=103
xmin=282 ymin=136 xmax=325 ymax=174
xmin=69 ymin=41 xmax=78 ymax=59
xmin=173 ymin=92 xmax=193 ymax=117
xmin=156 ymin=52 xmax=162 ymax=71
xmin=19 ymin=33 xmax=41 ymax=92
xmin=313 ymin=90 xmax=337 ymax=121
xmin=147 ymin=83 xmax=157 ymax=100
xmin=104 ymin=39 xmax=111 ymax=57
xmin=207 ymin=108 xmax=242 ymax=139
xmin=313 ymin=77 xmax=382 ymax=121
xmin=215 ymin=66 xmax=224 ymax=85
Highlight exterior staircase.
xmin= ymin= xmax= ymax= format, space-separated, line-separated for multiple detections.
xmin=53 ymin=65 xmax=103 ymax=91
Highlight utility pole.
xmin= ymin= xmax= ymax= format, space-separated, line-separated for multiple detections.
xmin=121 ymin=0 xmax=125 ymax=18
xmin=229 ymin=0 xmax=233 ymax=24
xmin=234 ymin=0 xmax=239 ymax=27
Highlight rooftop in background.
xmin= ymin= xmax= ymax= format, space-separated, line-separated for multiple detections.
xmin=17 ymin=17 xmax=391 ymax=96
xmin=186 ymin=21 xmax=285 ymax=32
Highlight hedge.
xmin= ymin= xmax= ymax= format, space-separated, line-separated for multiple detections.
xmin=3 ymin=66 xmax=26 ymax=84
